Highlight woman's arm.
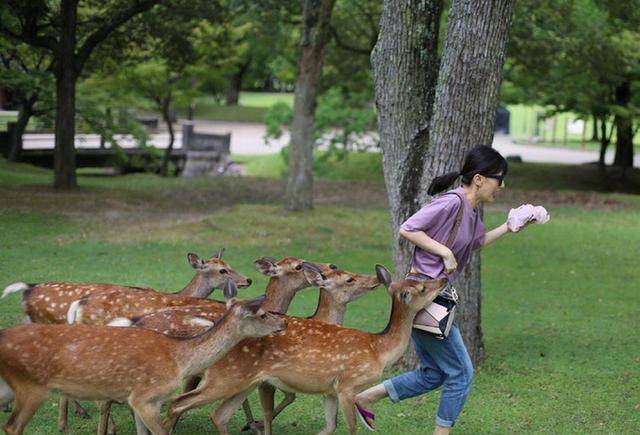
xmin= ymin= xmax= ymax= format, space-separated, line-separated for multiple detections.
xmin=399 ymin=228 xmax=457 ymax=273
xmin=483 ymin=222 xmax=509 ymax=247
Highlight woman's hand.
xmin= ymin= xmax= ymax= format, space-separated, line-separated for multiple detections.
xmin=442 ymin=249 xmax=458 ymax=274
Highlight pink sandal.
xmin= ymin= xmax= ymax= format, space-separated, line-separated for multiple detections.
xmin=355 ymin=403 xmax=376 ymax=431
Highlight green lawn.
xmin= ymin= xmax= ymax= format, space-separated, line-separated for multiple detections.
xmin=0 ymin=158 xmax=638 ymax=433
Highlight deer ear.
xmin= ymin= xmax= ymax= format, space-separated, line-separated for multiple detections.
xmin=242 ymin=294 xmax=266 ymax=314
xmin=255 ymin=257 xmax=278 ymax=276
xmin=223 ymin=279 xmax=238 ymax=301
xmin=188 ymin=253 xmax=205 ymax=270
xmin=301 ymin=262 xmax=326 ymax=281
xmin=375 ymin=264 xmax=392 ymax=288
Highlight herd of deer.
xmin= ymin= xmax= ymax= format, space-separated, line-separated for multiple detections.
xmin=0 ymin=250 xmax=445 ymax=435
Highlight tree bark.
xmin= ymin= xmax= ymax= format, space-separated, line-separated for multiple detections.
xmin=613 ymin=81 xmax=633 ymax=171
xmin=371 ymin=0 xmax=443 ymax=278
xmin=53 ymin=0 xmax=79 ymax=189
xmin=417 ymin=0 xmax=515 ymax=367
xmin=7 ymin=100 xmax=35 ymax=162
xmin=591 ymin=113 xmax=599 ymax=142
xmin=225 ymin=58 xmax=251 ymax=106
xmin=284 ymin=0 xmax=336 ymax=211
xmin=598 ymin=115 xmax=610 ymax=167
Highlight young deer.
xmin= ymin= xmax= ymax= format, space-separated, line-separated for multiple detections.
xmin=1 ymin=251 xmax=249 ymax=325
xmin=0 ymin=280 xmax=286 ymax=435
xmin=76 ymin=257 xmax=337 ymax=434
xmin=163 ymin=265 xmax=446 ymax=435
xmin=255 ymin=265 xmax=381 ymax=432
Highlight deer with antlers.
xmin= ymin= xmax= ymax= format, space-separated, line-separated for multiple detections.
xmin=0 ymin=280 xmax=286 ymax=435
xmin=162 ymin=265 xmax=445 ymax=435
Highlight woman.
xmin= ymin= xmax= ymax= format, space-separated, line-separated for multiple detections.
xmin=355 ymin=145 xmax=532 ymax=434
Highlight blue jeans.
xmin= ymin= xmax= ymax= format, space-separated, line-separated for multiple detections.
xmin=383 ymin=324 xmax=473 ymax=428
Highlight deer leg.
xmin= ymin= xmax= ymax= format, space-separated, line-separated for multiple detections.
xmin=211 ymin=388 xmax=255 ymax=435
xmin=258 ymin=383 xmax=275 ymax=435
xmin=72 ymin=399 xmax=91 ymax=418
xmin=272 ymin=390 xmax=296 ymax=420
xmin=338 ymin=391 xmax=358 ymax=435
xmin=57 ymin=396 xmax=69 ymax=434
xmin=129 ymin=398 xmax=165 ymax=435
xmin=240 ymin=399 xmax=261 ymax=434
xmin=107 ymin=412 xmax=117 ymax=435
xmin=96 ymin=400 xmax=112 ymax=435
xmin=3 ymin=386 xmax=47 ymax=435
xmin=164 ymin=385 xmax=224 ymax=432
xmin=318 ymin=394 xmax=339 ymax=435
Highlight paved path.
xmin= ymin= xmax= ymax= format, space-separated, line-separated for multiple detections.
xmin=22 ymin=121 xmax=639 ymax=167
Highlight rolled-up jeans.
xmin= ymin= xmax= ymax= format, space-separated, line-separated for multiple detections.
xmin=383 ymin=324 xmax=473 ymax=428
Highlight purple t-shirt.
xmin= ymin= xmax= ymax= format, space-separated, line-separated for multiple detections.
xmin=401 ymin=187 xmax=485 ymax=281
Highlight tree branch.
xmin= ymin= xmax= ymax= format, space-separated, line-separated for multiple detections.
xmin=75 ymin=0 xmax=165 ymax=73
xmin=0 ymin=25 xmax=56 ymax=51
xmin=328 ymin=25 xmax=370 ymax=55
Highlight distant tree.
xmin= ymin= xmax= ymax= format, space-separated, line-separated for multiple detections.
xmin=506 ymin=0 xmax=640 ymax=171
xmin=0 ymin=0 xmax=165 ymax=188
xmin=285 ymin=0 xmax=336 ymax=211
xmin=0 ymin=40 xmax=54 ymax=161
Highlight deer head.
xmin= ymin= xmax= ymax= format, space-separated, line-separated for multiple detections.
xmin=302 ymin=263 xmax=380 ymax=305
xmin=254 ymin=256 xmax=337 ymax=290
xmin=187 ymin=252 xmax=252 ymax=290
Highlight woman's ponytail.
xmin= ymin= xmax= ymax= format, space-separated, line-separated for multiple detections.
xmin=427 ymin=171 xmax=461 ymax=196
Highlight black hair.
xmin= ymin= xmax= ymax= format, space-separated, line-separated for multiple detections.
xmin=427 ymin=145 xmax=508 ymax=196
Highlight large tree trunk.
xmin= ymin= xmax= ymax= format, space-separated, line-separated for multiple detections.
xmin=371 ymin=0 xmax=443 ymax=277
xmin=613 ymin=81 xmax=633 ymax=171
xmin=284 ymin=0 xmax=336 ymax=211
xmin=53 ymin=0 xmax=79 ymax=189
xmin=416 ymin=0 xmax=515 ymax=366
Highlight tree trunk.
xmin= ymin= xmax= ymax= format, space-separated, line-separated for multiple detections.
xmin=284 ymin=0 xmax=336 ymax=211
xmin=161 ymin=98 xmax=175 ymax=177
xmin=598 ymin=115 xmax=609 ymax=167
xmin=591 ymin=113 xmax=599 ymax=142
xmin=224 ymin=58 xmax=251 ymax=106
xmin=416 ymin=0 xmax=516 ymax=367
xmin=53 ymin=0 xmax=79 ymax=189
xmin=371 ymin=0 xmax=443 ymax=278
xmin=7 ymin=103 xmax=34 ymax=162
xmin=613 ymin=81 xmax=633 ymax=170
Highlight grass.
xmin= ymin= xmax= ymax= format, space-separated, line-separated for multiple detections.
xmin=0 ymin=158 xmax=639 ymax=433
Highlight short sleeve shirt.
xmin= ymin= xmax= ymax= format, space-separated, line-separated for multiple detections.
xmin=401 ymin=187 xmax=485 ymax=280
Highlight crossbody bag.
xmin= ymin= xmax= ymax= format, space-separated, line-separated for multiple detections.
xmin=411 ymin=192 xmax=463 ymax=339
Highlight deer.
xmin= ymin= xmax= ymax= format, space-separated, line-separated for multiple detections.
xmin=16 ymin=250 xmax=251 ymax=434
xmin=0 ymin=280 xmax=287 ymax=435
xmin=71 ymin=256 xmax=339 ymax=434
xmin=66 ymin=256 xmax=334 ymax=327
xmin=1 ymin=250 xmax=249 ymax=325
xmin=162 ymin=265 xmax=446 ymax=435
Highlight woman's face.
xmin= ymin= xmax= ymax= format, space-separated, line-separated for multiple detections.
xmin=476 ymin=172 xmax=504 ymax=203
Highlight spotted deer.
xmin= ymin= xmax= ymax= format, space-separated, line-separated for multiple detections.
xmin=256 ymin=264 xmax=381 ymax=432
xmin=1 ymin=250 xmax=248 ymax=325
xmin=13 ymin=251 xmax=251 ymax=433
xmin=74 ymin=256 xmax=337 ymax=434
xmin=162 ymin=265 xmax=446 ymax=435
xmin=0 ymin=280 xmax=286 ymax=435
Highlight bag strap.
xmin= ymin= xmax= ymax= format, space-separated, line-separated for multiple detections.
xmin=444 ymin=192 xmax=464 ymax=248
